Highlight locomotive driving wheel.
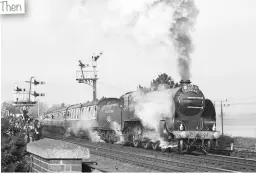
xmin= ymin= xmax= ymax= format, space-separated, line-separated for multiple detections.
xmin=132 ymin=135 xmax=141 ymax=148
xmin=152 ymin=141 xmax=160 ymax=151
xmin=143 ymin=141 xmax=153 ymax=149
xmin=132 ymin=124 xmax=142 ymax=147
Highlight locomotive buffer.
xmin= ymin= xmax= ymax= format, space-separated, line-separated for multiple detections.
xmin=76 ymin=51 xmax=103 ymax=101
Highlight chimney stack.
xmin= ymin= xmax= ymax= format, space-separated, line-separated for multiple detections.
xmin=180 ymin=79 xmax=191 ymax=85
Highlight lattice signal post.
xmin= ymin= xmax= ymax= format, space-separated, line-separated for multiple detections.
xmin=13 ymin=77 xmax=45 ymax=121
xmin=76 ymin=51 xmax=103 ymax=101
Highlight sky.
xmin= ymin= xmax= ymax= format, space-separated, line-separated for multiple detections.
xmin=1 ymin=0 xmax=256 ymax=137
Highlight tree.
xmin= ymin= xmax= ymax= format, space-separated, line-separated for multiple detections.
xmin=47 ymin=104 xmax=62 ymax=112
xmin=1 ymin=117 xmax=30 ymax=172
xmin=1 ymin=101 xmax=20 ymax=118
xmin=150 ymin=73 xmax=177 ymax=90
xmin=60 ymin=103 xmax=65 ymax=108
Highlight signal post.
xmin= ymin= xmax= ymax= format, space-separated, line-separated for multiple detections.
xmin=13 ymin=77 xmax=45 ymax=121
xmin=76 ymin=51 xmax=103 ymax=101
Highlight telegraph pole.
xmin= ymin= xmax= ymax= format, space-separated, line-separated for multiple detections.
xmin=76 ymin=51 xmax=103 ymax=101
xmin=214 ymin=99 xmax=230 ymax=136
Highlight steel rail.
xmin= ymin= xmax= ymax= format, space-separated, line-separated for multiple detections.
xmin=44 ymin=134 xmax=235 ymax=173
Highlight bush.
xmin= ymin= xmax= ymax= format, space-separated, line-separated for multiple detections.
xmin=218 ymin=134 xmax=235 ymax=150
xmin=1 ymin=118 xmax=30 ymax=172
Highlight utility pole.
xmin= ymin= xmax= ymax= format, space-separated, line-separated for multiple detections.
xmin=214 ymin=99 xmax=230 ymax=136
xmin=76 ymin=51 xmax=103 ymax=101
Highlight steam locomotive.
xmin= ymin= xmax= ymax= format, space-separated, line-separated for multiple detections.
xmin=42 ymin=80 xmax=220 ymax=153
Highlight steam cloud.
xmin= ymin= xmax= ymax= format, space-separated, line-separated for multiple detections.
xmin=71 ymin=0 xmax=198 ymax=80
xmin=111 ymin=121 xmax=124 ymax=144
xmin=131 ymin=88 xmax=178 ymax=147
xmin=66 ymin=120 xmax=102 ymax=142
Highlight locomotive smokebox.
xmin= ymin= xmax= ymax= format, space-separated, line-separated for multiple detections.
xmin=180 ymin=79 xmax=191 ymax=85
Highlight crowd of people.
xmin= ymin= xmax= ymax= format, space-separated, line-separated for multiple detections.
xmin=6 ymin=114 xmax=43 ymax=143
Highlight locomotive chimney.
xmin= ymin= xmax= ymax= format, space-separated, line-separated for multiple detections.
xmin=180 ymin=79 xmax=191 ymax=85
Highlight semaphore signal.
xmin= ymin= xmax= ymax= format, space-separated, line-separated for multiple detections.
xmin=13 ymin=77 xmax=45 ymax=121
xmin=76 ymin=51 xmax=103 ymax=101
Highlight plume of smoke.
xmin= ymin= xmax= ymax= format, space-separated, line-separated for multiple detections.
xmin=71 ymin=0 xmax=198 ymax=79
xmin=170 ymin=0 xmax=199 ymax=80
xmin=73 ymin=0 xmax=198 ymax=79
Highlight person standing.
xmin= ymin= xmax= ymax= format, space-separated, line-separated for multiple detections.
xmin=24 ymin=124 xmax=30 ymax=143
xmin=35 ymin=121 xmax=42 ymax=140
xmin=28 ymin=122 xmax=35 ymax=142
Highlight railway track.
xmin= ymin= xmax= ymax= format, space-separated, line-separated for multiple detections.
xmin=122 ymin=144 xmax=256 ymax=172
xmin=116 ymin=144 xmax=256 ymax=172
xmin=210 ymin=149 xmax=256 ymax=160
xmin=43 ymin=134 xmax=237 ymax=172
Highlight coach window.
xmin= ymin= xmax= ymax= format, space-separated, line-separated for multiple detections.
xmin=76 ymin=109 xmax=79 ymax=119
xmin=80 ymin=108 xmax=84 ymax=119
xmin=72 ymin=109 xmax=74 ymax=119
xmin=78 ymin=109 xmax=81 ymax=119
xmin=85 ymin=107 xmax=87 ymax=116
xmin=82 ymin=107 xmax=86 ymax=118
xmin=75 ymin=109 xmax=78 ymax=119
xmin=68 ymin=111 xmax=71 ymax=119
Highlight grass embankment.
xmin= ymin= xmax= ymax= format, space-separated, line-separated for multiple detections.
xmin=218 ymin=134 xmax=256 ymax=150
xmin=233 ymin=136 xmax=256 ymax=150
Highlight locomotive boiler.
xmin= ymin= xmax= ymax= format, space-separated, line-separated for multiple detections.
xmin=42 ymin=80 xmax=220 ymax=154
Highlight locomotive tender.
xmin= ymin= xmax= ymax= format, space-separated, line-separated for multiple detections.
xmin=43 ymin=80 xmax=220 ymax=153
